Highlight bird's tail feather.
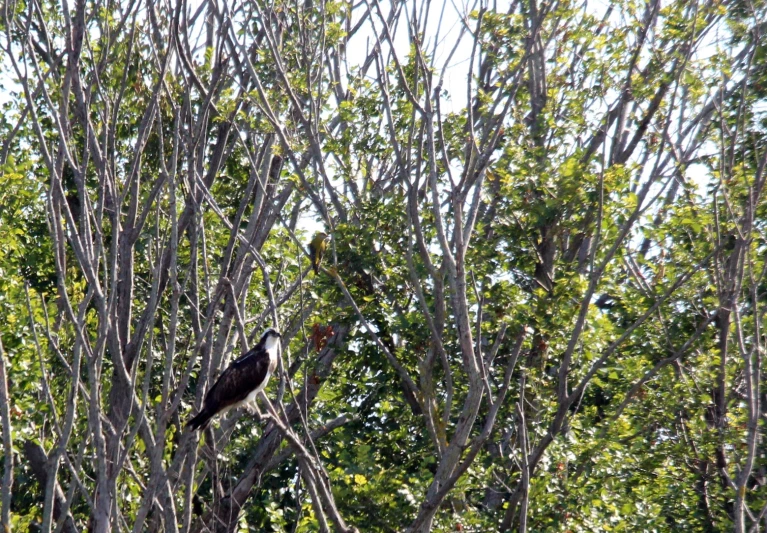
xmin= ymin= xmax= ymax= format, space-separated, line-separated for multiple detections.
xmin=186 ymin=409 xmax=212 ymax=431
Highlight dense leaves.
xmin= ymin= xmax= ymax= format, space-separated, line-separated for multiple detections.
xmin=1 ymin=0 xmax=766 ymax=532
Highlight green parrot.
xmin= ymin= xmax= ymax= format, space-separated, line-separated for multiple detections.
xmin=308 ymin=232 xmax=328 ymax=275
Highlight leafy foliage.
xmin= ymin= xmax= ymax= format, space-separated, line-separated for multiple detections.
xmin=1 ymin=0 xmax=766 ymax=532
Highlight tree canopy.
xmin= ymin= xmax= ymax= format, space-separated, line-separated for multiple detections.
xmin=1 ymin=0 xmax=767 ymax=531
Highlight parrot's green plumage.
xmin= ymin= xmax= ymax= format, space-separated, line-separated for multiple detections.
xmin=308 ymin=232 xmax=328 ymax=275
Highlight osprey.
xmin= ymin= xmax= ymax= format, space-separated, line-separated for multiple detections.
xmin=186 ymin=328 xmax=282 ymax=431
xmin=308 ymin=232 xmax=328 ymax=275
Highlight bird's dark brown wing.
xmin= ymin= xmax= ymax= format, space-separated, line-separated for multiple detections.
xmin=308 ymin=242 xmax=319 ymax=274
xmin=202 ymin=347 xmax=271 ymax=414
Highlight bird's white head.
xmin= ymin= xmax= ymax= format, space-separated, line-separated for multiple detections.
xmin=260 ymin=328 xmax=282 ymax=352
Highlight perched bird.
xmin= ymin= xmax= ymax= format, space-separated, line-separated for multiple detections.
xmin=308 ymin=232 xmax=328 ymax=275
xmin=186 ymin=328 xmax=282 ymax=431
